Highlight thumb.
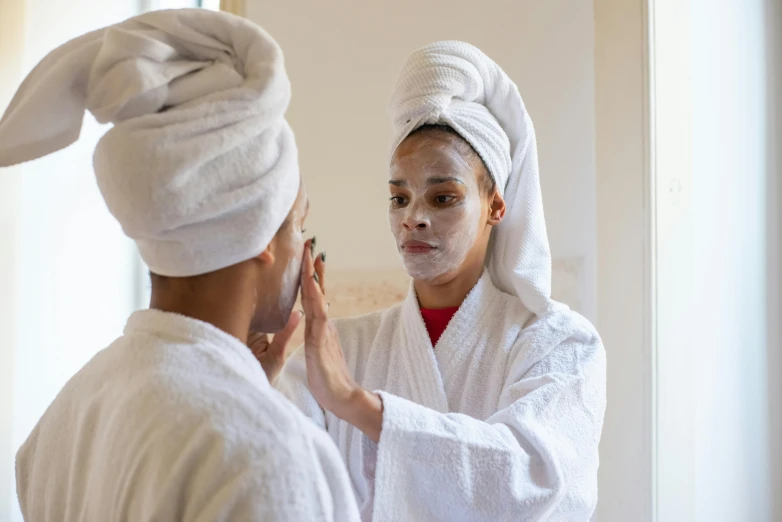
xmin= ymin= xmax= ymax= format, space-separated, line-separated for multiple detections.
xmin=271 ymin=310 xmax=304 ymax=351
xmin=247 ymin=332 xmax=270 ymax=360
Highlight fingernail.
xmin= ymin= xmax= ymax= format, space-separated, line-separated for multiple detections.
xmin=320 ymin=252 xmax=326 ymax=262
xmin=313 ymin=272 xmax=320 ymax=284
xmin=311 ymin=236 xmax=317 ymax=254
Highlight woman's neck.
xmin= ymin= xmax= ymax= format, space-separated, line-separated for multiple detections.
xmin=414 ymin=259 xmax=485 ymax=309
xmin=149 ymin=267 xmax=256 ymax=343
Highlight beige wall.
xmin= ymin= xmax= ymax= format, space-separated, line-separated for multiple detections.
xmin=247 ymin=0 xmax=598 ymax=320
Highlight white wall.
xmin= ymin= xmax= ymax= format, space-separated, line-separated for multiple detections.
xmin=690 ymin=0 xmax=772 ymax=519
xmin=653 ymin=0 xmax=778 ymax=520
xmin=0 ymin=1 xmax=143 ymax=520
xmin=653 ymin=0 xmax=697 ymax=518
xmin=246 ymin=0 xmax=598 ymax=320
xmin=596 ymin=1 xmax=780 ymax=519
xmin=0 ymin=2 xmax=26 ymax=518
xmin=767 ymin=1 xmax=782 ymax=517
xmin=594 ymin=1 xmax=654 ymax=520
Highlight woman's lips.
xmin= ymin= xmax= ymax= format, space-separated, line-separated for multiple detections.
xmin=401 ymin=240 xmax=436 ymax=254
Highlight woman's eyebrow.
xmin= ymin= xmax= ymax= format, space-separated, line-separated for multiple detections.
xmin=389 ymin=177 xmax=465 ymax=187
xmin=427 ymin=176 xmax=465 ymax=186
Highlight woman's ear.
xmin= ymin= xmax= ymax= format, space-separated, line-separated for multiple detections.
xmin=256 ymin=244 xmax=275 ymax=265
xmin=488 ymin=190 xmax=506 ymax=226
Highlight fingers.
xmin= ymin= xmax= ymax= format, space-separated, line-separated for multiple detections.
xmin=302 ymin=238 xmax=325 ymax=293
xmin=271 ymin=310 xmax=303 ymax=350
xmin=300 ymin=238 xmax=328 ymax=319
xmin=247 ymin=332 xmax=270 ymax=358
xmin=302 ymin=238 xmax=315 ymax=275
xmin=300 ymin=238 xmax=319 ymax=296
xmin=314 ymin=251 xmax=326 ymax=294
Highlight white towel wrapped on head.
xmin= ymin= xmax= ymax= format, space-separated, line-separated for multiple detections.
xmin=388 ymin=40 xmax=558 ymax=317
xmin=0 ymin=8 xmax=299 ymax=277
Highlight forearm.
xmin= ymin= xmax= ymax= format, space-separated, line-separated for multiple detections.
xmin=333 ymin=388 xmax=384 ymax=443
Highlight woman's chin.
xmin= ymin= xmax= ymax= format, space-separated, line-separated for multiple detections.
xmin=404 ymin=256 xmax=479 ymax=287
xmin=405 ymin=265 xmax=457 ymax=286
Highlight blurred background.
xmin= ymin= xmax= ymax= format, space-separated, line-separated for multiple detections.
xmin=0 ymin=0 xmax=779 ymax=521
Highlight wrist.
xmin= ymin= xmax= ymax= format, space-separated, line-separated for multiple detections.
xmin=337 ymin=388 xmax=384 ymax=443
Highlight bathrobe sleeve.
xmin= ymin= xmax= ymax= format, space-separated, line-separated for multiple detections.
xmin=276 ymin=346 xmax=328 ymax=429
xmin=372 ymin=319 xmax=606 ymax=522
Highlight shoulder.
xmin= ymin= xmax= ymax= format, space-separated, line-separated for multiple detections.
xmin=85 ymin=339 xmax=325 ymax=467
xmin=482 ymin=276 xmax=599 ymax=345
xmin=510 ymin=308 xmax=605 ymax=379
xmin=21 ymin=344 xmax=345 ymax=520
xmin=142 ymin=380 xmax=348 ymax=517
xmin=522 ymin=308 xmax=601 ymax=348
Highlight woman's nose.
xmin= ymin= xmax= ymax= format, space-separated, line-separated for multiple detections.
xmin=402 ymin=206 xmax=430 ymax=231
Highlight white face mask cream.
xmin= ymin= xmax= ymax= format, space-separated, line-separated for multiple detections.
xmin=388 ymin=133 xmax=484 ymax=282
xmin=256 ymin=188 xmax=306 ymax=332
xmin=276 ymin=203 xmax=305 ymax=322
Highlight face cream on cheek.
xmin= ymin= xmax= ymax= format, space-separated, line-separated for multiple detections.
xmin=391 ymin=196 xmax=481 ymax=281
xmin=277 ymin=252 xmax=302 ymax=317
xmin=258 ymin=210 xmax=305 ymax=328
xmin=425 ymin=199 xmax=481 ymax=279
xmin=278 ymin=215 xmax=305 ymax=318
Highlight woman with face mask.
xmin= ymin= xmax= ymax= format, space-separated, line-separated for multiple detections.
xmin=277 ymin=41 xmax=607 ymax=522
xmin=1 ymin=10 xmax=360 ymax=521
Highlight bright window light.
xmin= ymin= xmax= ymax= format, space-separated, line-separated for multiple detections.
xmin=200 ymin=0 xmax=221 ymax=11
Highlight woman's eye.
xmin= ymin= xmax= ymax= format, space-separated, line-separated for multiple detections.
xmin=390 ymin=196 xmax=407 ymax=205
xmin=435 ymin=195 xmax=455 ymax=204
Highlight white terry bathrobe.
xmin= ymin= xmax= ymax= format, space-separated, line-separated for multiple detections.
xmin=0 ymin=9 xmax=359 ymax=522
xmin=277 ymin=41 xmax=607 ymax=522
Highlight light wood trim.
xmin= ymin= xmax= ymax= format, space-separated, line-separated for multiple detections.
xmin=219 ymin=0 xmax=245 ymax=16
